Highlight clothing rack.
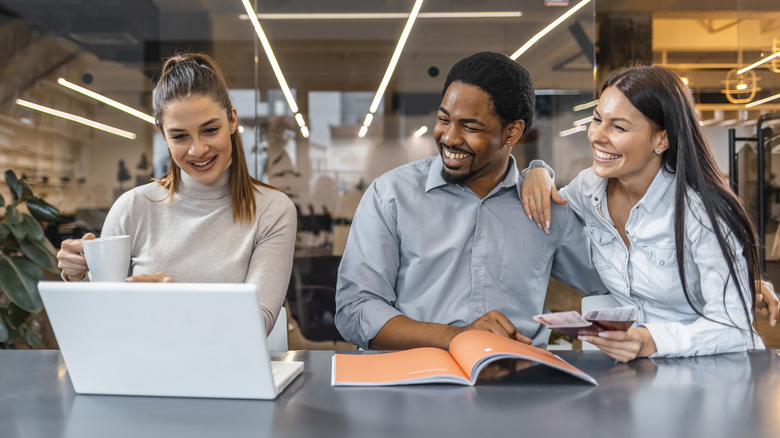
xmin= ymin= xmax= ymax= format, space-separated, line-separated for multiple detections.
xmin=728 ymin=112 xmax=780 ymax=270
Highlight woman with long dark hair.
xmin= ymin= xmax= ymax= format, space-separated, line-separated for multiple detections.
xmin=522 ymin=65 xmax=767 ymax=361
xmin=57 ymin=53 xmax=297 ymax=333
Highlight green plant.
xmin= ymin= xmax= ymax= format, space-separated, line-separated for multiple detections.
xmin=0 ymin=169 xmax=61 ymax=348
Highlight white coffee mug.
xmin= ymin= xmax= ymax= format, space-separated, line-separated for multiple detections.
xmin=83 ymin=235 xmax=131 ymax=282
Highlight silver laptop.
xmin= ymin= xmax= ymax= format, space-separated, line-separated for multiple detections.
xmin=39 ymin=281 xmax=303 ymax=400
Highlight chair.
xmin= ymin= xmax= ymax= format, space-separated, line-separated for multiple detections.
xmin=287 ymin=256 xmax=344 ymax=342
xmin=267 ymin=306 xmax=289 ymax=351
xmin=580 ymin=294 xmax=620 ymax=350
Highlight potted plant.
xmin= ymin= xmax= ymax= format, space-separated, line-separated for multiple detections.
xmin=0 ymin=169 xmax=61 ymax=348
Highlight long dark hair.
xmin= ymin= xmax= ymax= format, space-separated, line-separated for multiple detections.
xmin=152 ymin=52 xmax=266 ymax=223
xmin=603 ymin=65 xmax=759 ymax=338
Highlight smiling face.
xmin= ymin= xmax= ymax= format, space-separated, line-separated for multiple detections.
xmin=433 ymin=82 xmax=523 ymax=197
xmin=158 ymin=94 xmax=237 ymax=185
xmin=588 ymin=86 xmax=668 ymax=187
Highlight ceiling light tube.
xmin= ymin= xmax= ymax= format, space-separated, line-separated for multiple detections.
xmin=239 ymin=11 xmax=521 ymax=20
xmin=737 ymin=51 xmax=780 ymax=75
xmin=16 ymin=99 xmax=137 ymax=139
xmin=572 ymin=99 xmax=598 ymax=111
xmin=241 ymin=0 xmax=301 ymax=116
xmin=572 ymin=116 xmax=593 ymax=126
xmin=358 ymin=125 xmax=368 ymax=138
xmin=559 ymin=125 xmax=587 ymax=137
xmin=295 ymin=113 xmax=305 ymax=127
xmin=58 ymin=78 xmax=155 ymax=124
xmin=368 ymin=0 xmax=424 ymax=114
xmin=300 ymin=126 xmax=310 ymax=139
xmin=510 ymin=0 xmax=592 ymax=60
xmin=745 ymin=92 xmax=780 ymax=108
xmin=413 ymin=126 xmax=428 ymax=137
xmin=363 ymin=113 xmax=374 ymax=127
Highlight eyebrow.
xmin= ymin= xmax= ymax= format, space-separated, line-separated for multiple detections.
xmin=593 ymin=109 xmax=634 ymax=126
xmin=438 ymin=107 xmax=486 ymax=127
xmin=166 ymin=118 xmax=221 ymax=132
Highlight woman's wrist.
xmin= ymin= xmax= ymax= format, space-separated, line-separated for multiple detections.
xmin=635 ymin=327 xmax=658 ymax=358
xmin=63 ymin=271 xmax=87 ymax=282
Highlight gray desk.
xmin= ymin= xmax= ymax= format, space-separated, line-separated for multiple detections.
xmin=1 ymin=349 xmax=779 ymax=438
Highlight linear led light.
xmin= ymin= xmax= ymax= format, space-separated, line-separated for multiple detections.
xmin=58 ymin=78 xmax=155 ymax=124
xmin=369 ymin=0 xmax=424 ymax=114
xmin=573 ymin=116 xmax=593 ymax=126
xmin=573 ymin=99 xmax=598 ymax=111
xmin=745 ymin=92 xmax=780 ymax=108
xmin=559 ymin=125 xmax=587 ymax=137
xmin=241 ymin=0 xmax=309 ymax=140
xmin=413 ymin=126 xmax=428 ymax=137
xmin=737 ymin=50 xmax=780 ymax=75
xmin=239 ymin=12 xmax=521 ymax=20
xmin=16 ymin=99 xmax=137 ymax=139
xmin=358 ymin=0 xmax=424 ymax=139
xmin=510 ymin=0 xmax=591 ymax=60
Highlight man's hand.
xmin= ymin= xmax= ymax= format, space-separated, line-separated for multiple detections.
xmin=520 ymin=167 xmax=566 ymax=234
xmin=580 ymin=327 xmax=657 ymax=363
xmin=369 ymin=310 xmax=531 ymax=351
xmin=56 ymin=233 xmax=96 ymax=281
xmin=458 ymin=310 xmax=532 ymax=344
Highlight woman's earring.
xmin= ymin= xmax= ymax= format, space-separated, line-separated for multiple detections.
xmin=655 ymin=148 xmax=663 ymax=155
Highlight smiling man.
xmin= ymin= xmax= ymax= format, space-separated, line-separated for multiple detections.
xmin=334 ymin=52 xmax=605 ymax=351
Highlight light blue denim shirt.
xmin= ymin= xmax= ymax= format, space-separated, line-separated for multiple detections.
xmin=335 ymin=155 xmax=606 ymax=350
xmin=560 ymin=167 xmax=763 ymax=357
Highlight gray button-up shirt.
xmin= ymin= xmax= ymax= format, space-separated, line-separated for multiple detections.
xmin=335 ymin=155 xmax=606 ymax=350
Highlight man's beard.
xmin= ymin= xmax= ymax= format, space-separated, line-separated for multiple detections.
xmin=441 ymin=166 xmax=475 ymax=185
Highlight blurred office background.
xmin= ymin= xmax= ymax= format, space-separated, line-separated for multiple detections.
xmin=1 ymin=0 xmax=779 ymax=348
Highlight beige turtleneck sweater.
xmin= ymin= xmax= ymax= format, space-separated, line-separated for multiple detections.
xmin=101 ymin=168 xmax=297 ymax=334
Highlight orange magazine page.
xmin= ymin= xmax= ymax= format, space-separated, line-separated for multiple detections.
xmin=331 ymin=347 xmax=471 ymax=386
xmin=448 ymin=331 xmax=598 ymax=385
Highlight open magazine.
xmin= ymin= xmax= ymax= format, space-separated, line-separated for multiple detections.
xmin=533 ymin=306 xmax=637 ymax=339
xmin=331 ymin=330 xmax=597 ymax=387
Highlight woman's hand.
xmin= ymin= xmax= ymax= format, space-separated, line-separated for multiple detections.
xmin=756 ymin=280 xmax=779 ymax=327
xmin=580 ymin=327 xmax=657 ymax=363
xmin=56 ymin=233 xmax=96 ymax=281
xmin=520 ymin=167 xmax=567 ymax=234
xmin=126 ymin=272 xmax=176 ymax=283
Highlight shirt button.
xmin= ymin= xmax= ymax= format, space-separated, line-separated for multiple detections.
xmin=478 ymin=270 xmax=484 ymax=275
xmin=659 ymin=260 xmax=665 ymax=265
xmin=476 ymin=306 xmax=484 ymax=313
xmin=480 ymin=232 xmax=486 ymax=239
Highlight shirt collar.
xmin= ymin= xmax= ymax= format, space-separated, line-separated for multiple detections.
xmin=585 ymin=166 xmax=674 ymax=212
xmin=636 ymin=168 xmax=675 ymax=211
xmin=425 ymin=154 xmax=520 ymax=195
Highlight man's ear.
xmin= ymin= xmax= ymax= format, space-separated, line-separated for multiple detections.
xmin=505 ymin=120 xmax=525 ymax=147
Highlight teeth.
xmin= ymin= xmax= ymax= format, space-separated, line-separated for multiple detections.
xmin=192 ymin=157 xmax=215 ymax=167
xmin=595 ymin=150 xmax=620 ymax=160
xmin=444 ymin=149 xmax=470 ymax=160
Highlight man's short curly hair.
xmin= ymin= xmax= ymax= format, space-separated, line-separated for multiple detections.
xmin=443 ymin=52 xmax=534 ymax=134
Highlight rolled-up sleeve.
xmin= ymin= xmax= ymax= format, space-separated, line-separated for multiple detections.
xmin=335 ymin=181 xmax=404 ymax=349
